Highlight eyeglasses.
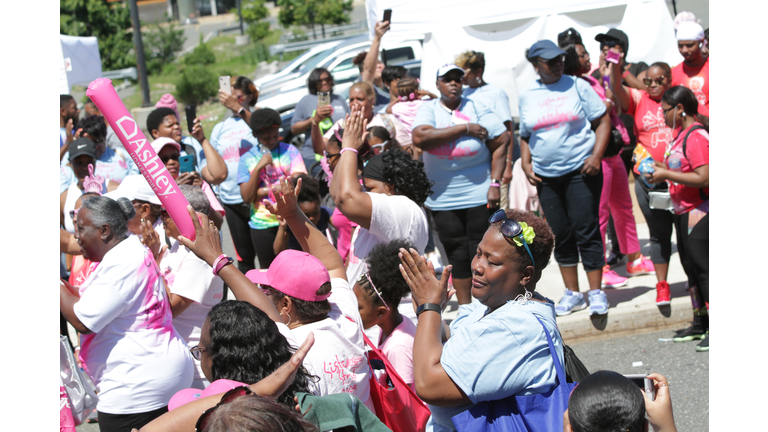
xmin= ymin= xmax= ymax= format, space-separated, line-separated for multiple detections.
xmin=578 ymin=51 xmax=590 ymax=59
xmin=159 ymin=152 xmax=180 ymax=164
xmin=488 ymin=209 xmax=535 ymax=268
xmin=642 ymin=76 xmax=666 ymax=86
xmin=190 ymin=345 xmax=207 ymax=361
xmin=324 ymin=150 xmax=340 ymax=161
xmin=539 ymin=55 xmax=565 ymax=68
xmin=69 ymin=209 xmax=78 ymax=220
xmin=370 ymin=141 xmax=388 ymax=155
xmin=358 ymin=273 xmax=390 ymax=311
xmin=318 ymin=76 xmax=332 ymax=83
xmin=195 ymin=386 xmax=254 ymax=431
xmin=661 ymin=105 xmax=676 ymax=115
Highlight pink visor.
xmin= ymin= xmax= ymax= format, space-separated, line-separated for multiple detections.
xmin=245 ymin=249 xmax=331 ymax=302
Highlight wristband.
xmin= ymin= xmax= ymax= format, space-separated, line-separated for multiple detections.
xmin=340 ymin=148 xmax=358 ymax=155
xmin=491 ymin=178 xmax=500 ymax=184
xmin=416 ymin=303 xmax=442 ymax=317
xmin=489 ymin=182 xmax=501 ymax=188
xmin=622 ymin=70 xmax=630 ymax=79
xmin=238 ymin=107 xmax=246 ymax=116
xmin=213 ymin=256 xmax=233 ymax=276
xmin=212 ymin=254 xmax=230 ymax=275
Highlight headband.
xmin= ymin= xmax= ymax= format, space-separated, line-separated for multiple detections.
xmin=361 ymin=153 xmax=387 ymax=183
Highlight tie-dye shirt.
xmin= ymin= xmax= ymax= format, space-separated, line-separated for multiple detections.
xmin=209 ymin=116 xmax=256 ymax=204
xmin=73 ymin=235 xmax=193 ymax=413
xmin=237 ymin=143 xmax=307 ymax=229
xmin=518 ymin=75 xmax=606 ymax=177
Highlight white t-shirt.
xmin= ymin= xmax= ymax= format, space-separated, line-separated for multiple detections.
xmin=74 ymin=236 xmax=194 ymax=414
xmin=159 ymin=239 xmax=224 ymax=380
xmin=346 ymin=193 xmax=429 ymax=283
xmin=288 ymin=278 xmax=375 ymax=414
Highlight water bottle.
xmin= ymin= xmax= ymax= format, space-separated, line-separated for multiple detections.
xmin=637 ymin=157 xmax=659 ymax=188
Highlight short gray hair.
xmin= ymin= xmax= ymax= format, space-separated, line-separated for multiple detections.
xmin=82 ymin=196 xmax=136 ymax=238
xmin=179 ymin=184 xmax=211 ymax=214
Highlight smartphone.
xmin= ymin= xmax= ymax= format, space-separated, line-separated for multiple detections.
xmin=382 ymin=8 xmax=392 ymax=24
xmin=184 ymin=104 xmax=197 ymax=134
xmin=605 ymin=50 xmax=621 ymax=64
xmin=624 ymin=374 xmax=656 ymax=401
xmin=179 ymin=154 xmax=195 ymax=173
xmin=317 ymin=91 xmax=331 ymax=107
xmin=219 ymin=76 xmax=232 ymax=95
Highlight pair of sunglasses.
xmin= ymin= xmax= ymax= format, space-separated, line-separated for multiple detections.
xmin=642 ymin=76 xmax=666 ymax=86
xmin=195 ymin=386 xmax=253 ymax=431
xmin=488 ymin=209 xmax=535 ymax=268
xmin=159 ymin=153 xmax=180 ymax=164
xmin=539 ymin=55 xmax=565 ymax=68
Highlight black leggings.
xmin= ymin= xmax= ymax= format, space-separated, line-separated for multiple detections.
xmin=98 ymin=406 xmax=168 ymax=432
xmin=250 ymin=226 xmax=280 ymax=269
xmin=431 ymin=204 xmax=491 ymax=279
xmin=223 ymin=202 xmax=257 ymax=273
xmin=674 ymin=210 xmax=709 ymax=313
xmin=634 ymin=180 xmax=675 ymax=265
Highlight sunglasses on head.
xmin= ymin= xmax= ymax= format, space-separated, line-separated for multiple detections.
xmin=488 ymin=209 xmax=535 ymax=268
xmin=358 ymin=272 xmax=390 ymax=310
xmin=642 ymin=76 xmax=666 ymax=86
xmin=195 ymin=386 xmax=254 ymax=431
xmin=159 ymin=153 xmax=180 ymax=164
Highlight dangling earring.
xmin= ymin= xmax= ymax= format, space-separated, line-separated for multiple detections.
xmin=476 ymin=77 xmax=481 ymax=84
xmin=510 ymin=287 xmax=533 ymax=305
xmin=281 ymin=312 xmax=292 ymax=325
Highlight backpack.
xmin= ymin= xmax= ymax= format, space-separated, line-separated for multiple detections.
xmin=681 ymin=124 xmax=708 ymax=200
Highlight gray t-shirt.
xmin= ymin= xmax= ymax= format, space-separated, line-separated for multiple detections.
xmin=292 ymin=93 xmax=349 ymax=164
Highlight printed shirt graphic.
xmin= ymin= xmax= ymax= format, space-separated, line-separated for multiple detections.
xmin=73 ymin=236 xmax=193 ymax=413
xmin=518 ymin=75 xmax=606 ymax=178
xmin=237 ymin=142 xmax=307 ymax=229
xmin=412 ymin=98 xmax=506 ymax=210
xmin=671 ymin=58 xmax=709 ymax=109
xmin=210 ymin=117 xmax=256 ymax=204
xmin=665 ymin=124 xmax=709 ymax=214
xmin=625 ymin=88 xmax=674 ymax=173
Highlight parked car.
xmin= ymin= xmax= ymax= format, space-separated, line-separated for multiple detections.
xmin=255 ymin=41 xmax=343 ymax=90
xmin=257 ymin=34 xmax=424 ymax=113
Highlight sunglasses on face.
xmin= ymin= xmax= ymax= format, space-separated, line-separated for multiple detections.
xmin=539 ymin=55 xmax=565 ymax=68
xmin=69 ymin=209 xmax=78 ymax=220
xmin=195 ymin=386 xmax=254 ymax=431
xmin=488 ymin=209 xmax=536 ymax=268
xmin=318 ymin=76 xmax=332 ymax=83
xmin=159 ymin=153 xmax=180 ymax=164
xmin=439 ymin=75 xmax=463 ymax=84
xmin=661 ymin=105 xmax=676 ymax=115
xmin=600 ymin=39 xmax=619 ymax=51
xmin=643 ymin=76 xmax=666 ymax=86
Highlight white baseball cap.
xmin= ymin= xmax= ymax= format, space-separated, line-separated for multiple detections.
xmin=105 ymin=175 xmax=162 ymax=205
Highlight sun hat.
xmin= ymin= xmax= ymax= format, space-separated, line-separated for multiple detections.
xmin=104 ymin=174 xmax=162 ymax=205
xmin=245 ymin=250 xmax=331 ymax=302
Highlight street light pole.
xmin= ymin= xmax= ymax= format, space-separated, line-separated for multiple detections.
xmin=237 ymin=0 xmax=244 ymax=35
xmin=128 ymin=0 xmax=151 ymax=107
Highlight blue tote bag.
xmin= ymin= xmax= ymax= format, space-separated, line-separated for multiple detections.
xmin=451 ymin=314 xmax=576 ymax=432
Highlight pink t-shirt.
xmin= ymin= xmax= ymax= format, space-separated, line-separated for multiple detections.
xmin=391 ymin=99 xmax=424 ymax=138
xmin=379 ymin=316 xmax=417 ymax=387
xmin=625 ymin=88 xmax=674 ymax=172
xmin=665 ymin=123 xmax=709 ymax=214
xmin=582 ymin=76 xmax=629 ymax=144
xmin=671 ymin=58 xmax=709 ymax=110
xmin=331 ymin=207 xmax=357 ymax=264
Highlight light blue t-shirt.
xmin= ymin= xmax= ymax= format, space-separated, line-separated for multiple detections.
xmin=412 ymin=98 xmax=506 ymax=211
xmin=179 ymin=135 xmax=208 ymax=173
xmin=518 ymin=75 xmax=606 ymax=178
xmin=462 ymin=84 xmax=513 ymax=124
xmin=209 ymin=116 xmax=256 ymax=204
xmin=428 ymin=299 xmax=564 ymax=432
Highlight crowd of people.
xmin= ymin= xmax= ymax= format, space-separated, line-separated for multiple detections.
xmin=59 ymin=11 xmax=707 ymax=432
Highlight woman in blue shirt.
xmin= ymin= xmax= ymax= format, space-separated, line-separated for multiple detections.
xmin=518 ymin=40 xmax=611 ymax=317
xmin=412 ymin=64 xmax=509 ymax=306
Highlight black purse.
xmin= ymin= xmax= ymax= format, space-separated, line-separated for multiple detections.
xmin=601 ymin=127 xmax=625 ymax=157
xmin=563 ymin=344 xmax=590 ymax=383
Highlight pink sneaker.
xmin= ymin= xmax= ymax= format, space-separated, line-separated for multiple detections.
xmin=656 ymin=281 xmax=671 ymax=305
xmin=602 ymin=265 xmax=628 ymax=288
xmin=627 ymin=255 xmax=656 ymax=277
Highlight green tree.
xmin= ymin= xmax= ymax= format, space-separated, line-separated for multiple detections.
xmin=183 ymin=34 xmax=216 ymax=66
xmin=60 ymin=0 xmax=136 ymax=70
xmin=242 ymin=0 xmax=272 ymax=41
xmin=276 ymin=0 xmax=353 ymax=39
xmin=143 ymin=18 xmax=186 ymax=75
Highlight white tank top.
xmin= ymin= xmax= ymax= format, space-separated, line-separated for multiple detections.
xmin=63 ymin=183 xmax=82 ymax=234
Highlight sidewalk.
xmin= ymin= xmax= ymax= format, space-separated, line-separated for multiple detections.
xmin=441 ymin=221 xmax=693 ymax=344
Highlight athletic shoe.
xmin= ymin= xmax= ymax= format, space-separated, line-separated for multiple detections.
xmin=695 ymin=332 xmax=709 ymax=352
xmin=588 ymin=289 xmax=609 ymax=315
xmin=425 ymin=251 xmax=444 ymax=273
xmin=673 ymin=325 xmax=706 ymax=342
xmin=606 ymin=251 xmax=626 ymax=267
xmin=555 ymin=290 xmax=586 ymax=316
xmin=655 ymin=281 xmax=671 ymax=306
xmin=602 ymin=266 xmax=628 ymax=288
xmin=626 ymin=255 xmax=656 ymax=277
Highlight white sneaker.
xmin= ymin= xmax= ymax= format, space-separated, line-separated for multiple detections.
xmin=426 ymin=251 xmax=444 ymax=273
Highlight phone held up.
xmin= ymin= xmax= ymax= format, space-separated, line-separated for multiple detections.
xmin=184 ymin=104 xmax=197 ymax=134
xmin=219 ymin=76 xmax=232 ymax=95
xmin=317 ymin=91 xmax=331 ymax=107
xmin=605 ymin=50 xmax=621 ymax=64
xmin=383 ymin=8 xmax=392 ymax=24
xmin=179 ymin=154 xmax=195 ymax=173
xmin=623 ymin=374 xmax=656 ymax=401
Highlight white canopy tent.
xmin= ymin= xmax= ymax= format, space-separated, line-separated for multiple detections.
xmin=60 ymin=35 xmax=103 ymax=95
xmin=365 ymin=0 xmax=682 ymax=117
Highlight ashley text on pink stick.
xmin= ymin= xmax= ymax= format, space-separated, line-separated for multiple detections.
xmin=86 ymin=78 xmax=196 ymax=240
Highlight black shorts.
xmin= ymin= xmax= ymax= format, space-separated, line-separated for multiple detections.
xmin=431 ymin=204 xmax=491 ymax=279
xmin=97 ymin=406 xmax=168 ymax=432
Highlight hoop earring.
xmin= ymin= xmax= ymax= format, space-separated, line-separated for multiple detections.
xmin=476 ymin=77 xmax=481 ymax=84
xmin=281 ymin=312 xmax=292 ymax=325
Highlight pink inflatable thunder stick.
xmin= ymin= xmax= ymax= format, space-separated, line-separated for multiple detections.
xmin=86 ymin=78 xmax=196 ymax=240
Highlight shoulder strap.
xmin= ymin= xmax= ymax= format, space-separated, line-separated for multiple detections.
xmin=532 ymin=313 xmax=566 ymax=386
xmin=681 ymin=124 xmax=708 ymax=200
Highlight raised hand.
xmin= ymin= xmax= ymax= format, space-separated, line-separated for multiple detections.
xmin=263 ymin=176 xmax=302 ymax=220
xmin=177 ymin=205 xmax=223 ymax=266
xmin=340 ymin=110 xmax=369 ymax=150
xmin=398 ymin=247 xmax=454 ymax=309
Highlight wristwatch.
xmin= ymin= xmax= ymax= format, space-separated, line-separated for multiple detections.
xmin=238 ymin=107 xmax=246 ymax=117
xmin=416 ymin=303 xmax=442 ymax=317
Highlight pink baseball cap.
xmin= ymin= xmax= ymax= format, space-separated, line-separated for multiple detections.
xmin=245 ymin=250 xmax=331 ymax=302
xmin=168 ymin=379 xmax=246 ymax=411
xmin=151 ymin=136 xmax=181 ymax=153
